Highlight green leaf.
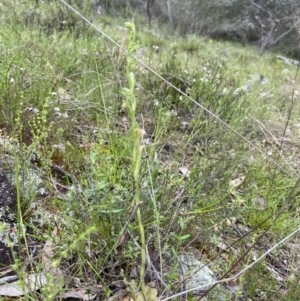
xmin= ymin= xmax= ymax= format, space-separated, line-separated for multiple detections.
xmin=179 ymin=234 xmax=191 ymax=241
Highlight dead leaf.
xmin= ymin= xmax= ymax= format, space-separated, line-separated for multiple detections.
xmin=41 ymin=227 xmax=64 ymax=294
xmin=217 ymin=241 xmax=228 ymax=251
xmin=0 ymin=275 xmax=18 ymax=285
xmin=42 ymin=238 xmax=55 ymax=271
xmin=135 ymin=284 xmax=158 ymax=301
xmin=0 ymin=272 xmax=47 ymax=296
xmin=225 ymin=278 xmax=240 ymax=293
xmin=253 ymin=196 xmax=267 ymax=210
xmin=220 ymin=252 xmax=230 ymax=262
xmin=106 ymin=289 xmax=127 ymax=301
xmin=115 ymin=233 xmax=126 ymax=248
xmin=229 ymin=176 xmax=245 ymax=190
xmin=179 ymin=167 xmax=190 ymax=177
xmin=116 ymin=116 xmax=129 ymax=132
xmin=122 ymin=296 xmax=134 ymax=301
xmin=62 ymin=288 xmax=96 ymax=300
xmin=57 ymin=87 xmax=73 ymax=101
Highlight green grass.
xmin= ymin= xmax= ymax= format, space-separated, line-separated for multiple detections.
xmin=1 ymin=0 xmax=300 ymax=300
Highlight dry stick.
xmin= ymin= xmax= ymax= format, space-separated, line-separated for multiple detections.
xmin=58 ymin=0 xmax=297 ymax=179
xmin=162 ymin=187 xmax=186 ymax=241
xmin=145 ymin=244 xmax=168 ymax=289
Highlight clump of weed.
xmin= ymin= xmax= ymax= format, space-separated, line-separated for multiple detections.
xmin=242 ymin=164 xmax=300 ymax=233
xmin=137 ymin=30 xmax=165 ymax=48
xmin=177 ymin=34 xmax=201 ymax=53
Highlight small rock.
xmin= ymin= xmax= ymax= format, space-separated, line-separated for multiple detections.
xmin=178 ymin=253 xmax=216 ymax=293
xmin=0 ymin=169 xmax=17 ymax=267
xmin=177 ymin=252 xmax=231 ymax=301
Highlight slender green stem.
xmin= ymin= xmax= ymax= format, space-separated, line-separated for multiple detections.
xmin=123 ymin=20 xmax=147 ymax=296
